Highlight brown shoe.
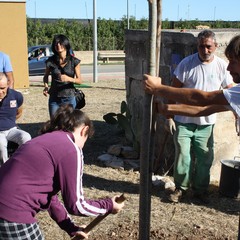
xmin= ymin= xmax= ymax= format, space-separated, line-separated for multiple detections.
xmin=168 ymin=189 xmax=183 ymax=203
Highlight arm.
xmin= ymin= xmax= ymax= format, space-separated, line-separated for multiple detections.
xmin=5 ymin=72 xmax=14 ymax=89
xmin=167 ymin=76 xmax=183 ymax=109
xmin=48 ymin=195 xmax=88 ymax=238
xmin=164 ymin=76 xmax=183 ymax=134
xmin=3 ymin=54 xmax=14 ymax=89
xmin=73 ymin=62 xmax=82 ymax=84
xmin=43 ymin=68 xmax=51 ymax=96
xmin=158 ymin=103 xmax=230 ymax=117
xmin=59 ymin=147 xmax=117 ymax=217
xmin=225 ymin=83 xmax=234 ymax=89
xmin=16 ymin=105 xmax=23 ymax=120
xmin=60 ymin=62 xmax=82 ymax=84
xmin=144 ymin=74 xmax=229 ymax=106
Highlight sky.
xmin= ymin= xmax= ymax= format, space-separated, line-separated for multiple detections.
xmin=26 ymin=0 xmax=240 ymax=21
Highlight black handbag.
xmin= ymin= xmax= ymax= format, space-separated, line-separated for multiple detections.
xmin=75 ymin=88 xmax=86 ymax=109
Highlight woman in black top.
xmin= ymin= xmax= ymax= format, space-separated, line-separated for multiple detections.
xmin=43 ymin=34 xmax=82 ymax=117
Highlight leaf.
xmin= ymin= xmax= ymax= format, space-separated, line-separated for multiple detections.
xmin=120 ymin=101 xmax=127 ymax=114
xmin=103 ymin=112 xmax=118 ymax=125
xmin=117 ymin=114 xmax=134 ymax=143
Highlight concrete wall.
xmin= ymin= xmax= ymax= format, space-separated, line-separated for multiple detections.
xmin=0 ymin=1 xmax=28 ymax=89
xmin=125 ymin=29 xmax=240 ymax=182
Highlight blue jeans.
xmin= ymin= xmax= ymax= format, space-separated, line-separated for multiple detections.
xmin=49 ymin=96 xmax=76 ymax=118
xmin=173 ymin=122 xmax=214 ymax=193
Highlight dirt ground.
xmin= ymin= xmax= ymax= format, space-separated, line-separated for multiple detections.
xmin=17 ymin=78 xmax=239 ymax=240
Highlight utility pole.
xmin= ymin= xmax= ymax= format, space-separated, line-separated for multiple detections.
xmin=213 ymin=6 xmax=216 ymax=21
xmin=93 ymin=0 xmax=98 ymax=83
xmin=127 ymin=0 xmax=129 ymax=29
xmin=85 ymin=1 xmax=88 ymax=19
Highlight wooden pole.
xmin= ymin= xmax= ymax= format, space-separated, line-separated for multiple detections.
xmin=139 ymin=0 xmax=158 ymax=239
xmin=149 ymin=0 xmax=162 ymax=175
xmin=238 ymin=213 xmax=240 ymax=240
xmin=71 ymin=194 xmax=126 ymax=240
xmin=156 ymin=0 xmax=162 ymax=77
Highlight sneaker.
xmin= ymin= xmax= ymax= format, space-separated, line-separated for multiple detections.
xmin=168 ymin=188 xmax=183 ymax=203
xmin=193 ymin=192 xmax=210 ymax=204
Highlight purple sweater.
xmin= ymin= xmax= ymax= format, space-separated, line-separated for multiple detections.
xmin=0 ymin=130 xmax=113 ymax=236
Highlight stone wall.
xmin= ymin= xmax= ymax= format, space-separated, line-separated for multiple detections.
xmin=125 ymin=29 xmax=240 ymax=182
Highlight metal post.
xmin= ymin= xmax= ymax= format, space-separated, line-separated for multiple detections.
xmin=93 ymin=0 xmax=98 ymax=83
xmin=127 ymin=0 xmax=129 ymax=29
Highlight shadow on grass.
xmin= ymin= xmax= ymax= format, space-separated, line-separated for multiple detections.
xmin=18 ymin=122 xmax=44 ymax=138
xmin=83 ymin=173 xmax=139 ymax=196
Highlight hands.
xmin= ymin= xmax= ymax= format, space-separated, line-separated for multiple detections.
xmin=43 ymin=87 xmax=49 ymax=96
xmin=143 ymin=74 xmax=162 ymax=94
xmin=111 ymin=195 xmax=125 ymax=214
xmin=71 ymin=226 xmax=89 ymax=240
xmin=164 ymin=118 xmax=176 ymax=135
xmin=59 ymin=74 xmax=69 ymax=82
xmin=235 ymin=117 xmax=240 ymax=136
xmin=72 ymin=194 xmax=125 ymax=239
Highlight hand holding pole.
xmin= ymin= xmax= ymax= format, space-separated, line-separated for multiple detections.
xmin=72 ymin=193 xmax=126 ymax=240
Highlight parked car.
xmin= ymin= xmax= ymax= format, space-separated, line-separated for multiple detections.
xmin=28 ymin=45 xmax=53 ymax=76
xmin=28 ymin=45 xmax=75 ymax=76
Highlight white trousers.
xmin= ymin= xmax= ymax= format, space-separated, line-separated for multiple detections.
xmin=0 ymin=127 xmax=31 ymax=164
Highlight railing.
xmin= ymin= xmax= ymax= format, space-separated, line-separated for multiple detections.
xmin=97 ymin=52 xmax=125 ymax=63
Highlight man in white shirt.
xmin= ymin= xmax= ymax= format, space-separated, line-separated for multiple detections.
xmin=153 ymin=30 xmax=233 ymax=204
xmin=144 ymin=34 xmax=240 ymax=123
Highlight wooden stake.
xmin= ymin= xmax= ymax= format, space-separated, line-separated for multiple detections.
xmin=71 ymin=194 xmax=126 ymax=240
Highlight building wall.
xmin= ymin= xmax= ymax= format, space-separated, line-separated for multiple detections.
xmin=0 ymin=1 xmax=28 ymax=88
xmin=125 ymin=29 xmax=240 ymax=182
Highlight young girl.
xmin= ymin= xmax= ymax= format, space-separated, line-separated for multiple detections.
xmin=0 ymin=104 xmax=124 ymax=239
xmin=43 ymin=34 xmax=82 ymax=117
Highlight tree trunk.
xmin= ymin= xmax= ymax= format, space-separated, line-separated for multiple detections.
xmin=139 ymin=0 xmax=162 ymax=239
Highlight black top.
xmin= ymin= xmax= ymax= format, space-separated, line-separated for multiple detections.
xmin=46 ymin=55 xmax=81 ymax=97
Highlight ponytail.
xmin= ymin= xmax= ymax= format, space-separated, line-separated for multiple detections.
xmin=39 ymin=104 xmax=94 ymax=137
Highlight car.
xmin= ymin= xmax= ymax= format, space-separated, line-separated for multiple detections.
xmin=28 ymin=45 xmax=75 ymax=76
xmin=28 ymin=45 xmax=53 ymax=76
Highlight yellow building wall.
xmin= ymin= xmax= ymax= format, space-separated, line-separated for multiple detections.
xmin=0 ymin=1 xmax=28 ymax=89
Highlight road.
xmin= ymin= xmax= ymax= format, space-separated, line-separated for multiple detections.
xmin=29 ymin=64 xmax=125 ymax=84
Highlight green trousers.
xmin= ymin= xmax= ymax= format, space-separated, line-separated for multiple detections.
xmin=173 ymin=122 xmax=214 ymax=193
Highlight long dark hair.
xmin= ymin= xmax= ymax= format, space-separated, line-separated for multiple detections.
xmin=51 ymin=34 xmax=72 ymax=63
xmin=40 ymin=104 xmax=94 ymax=137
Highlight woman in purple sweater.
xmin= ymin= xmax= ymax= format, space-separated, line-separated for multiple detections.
xmin=0 ymin=104 xmax=124 ymax=239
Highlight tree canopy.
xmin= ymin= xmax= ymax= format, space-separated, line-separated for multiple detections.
xmin=27 ymin=17 xmax=240 ymax=51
